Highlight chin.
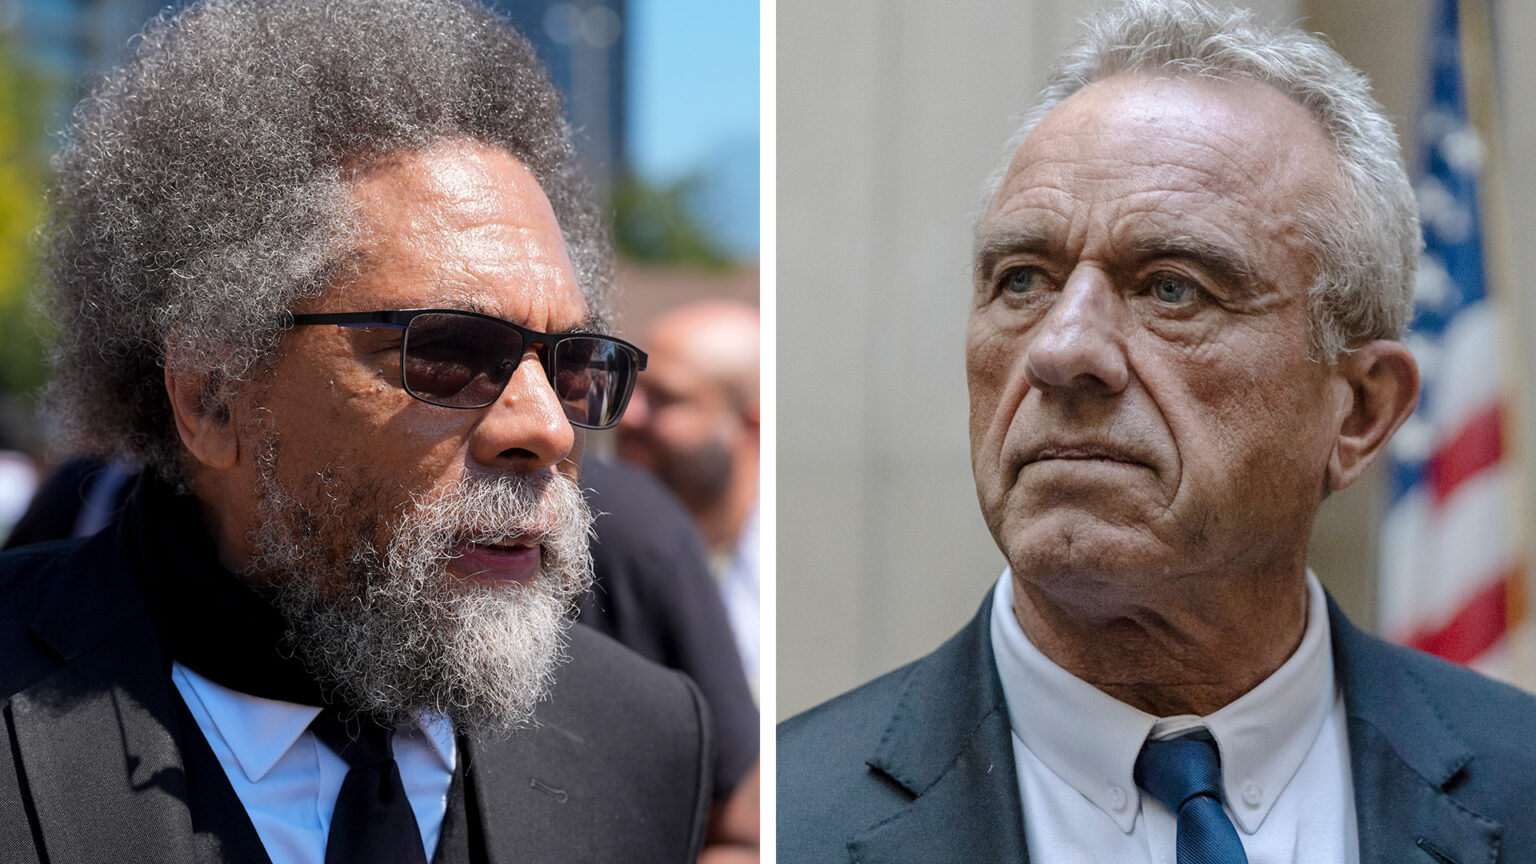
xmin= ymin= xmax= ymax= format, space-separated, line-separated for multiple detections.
xmin=1000 ymin=515 xmax=1170 ymax=590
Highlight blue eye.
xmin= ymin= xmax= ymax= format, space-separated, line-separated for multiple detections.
xmin=1000 ymin=267 xmax=1048 ymax=295
xmin=1150 ymin=275 xmax=1194 ymax=304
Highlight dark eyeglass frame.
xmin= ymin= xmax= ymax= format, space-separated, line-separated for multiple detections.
xmin=286 ymin=308 xmax=647 ymax=430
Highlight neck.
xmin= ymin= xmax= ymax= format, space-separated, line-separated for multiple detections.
xmin=1011 ymin=565 xmax=1310 ymax=716
xmin=185 ymin=463 xmax=262 ymax=582
xmin=695 ymin=453 xmax=758 ymax=551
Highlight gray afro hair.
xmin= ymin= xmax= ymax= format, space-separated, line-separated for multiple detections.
xmin=983 ymin=0 xmax=1420 ymax=360
xmin=41 ymin=0 xmax=611 ymax=480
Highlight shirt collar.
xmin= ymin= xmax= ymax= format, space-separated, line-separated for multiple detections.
xmin=732 ymin=502 xmax=760 ymax=579
xmin=990 ymin=569 xmax=1335 ymax=835
xmin=173 ymin=662 xmax=455 ymax=782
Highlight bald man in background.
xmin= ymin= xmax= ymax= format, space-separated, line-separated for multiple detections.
xmin=618 ymin=300 xmax=761 ymax=694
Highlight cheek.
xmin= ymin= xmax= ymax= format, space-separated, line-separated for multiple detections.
xmin=1171 ymin=337 xmax=1331 ymax=506
xmin=563 ymin=429 xmax=585 ymax=481
xmin=655 ymin=402 xmax=719 ymax=448
xmin=285 ymin=389 xmax=476 ymax=499
xmin=965 ymin=321 xmax=1026 ymax=456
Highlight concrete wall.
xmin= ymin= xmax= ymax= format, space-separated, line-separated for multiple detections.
xmin=776 ymin=0 xmax=1536 ymax=720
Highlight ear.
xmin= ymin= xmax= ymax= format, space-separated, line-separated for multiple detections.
xmin=1326 ymin=340 xmax=1419 ymax=492
xmin=164 ymin=363 xmax=240 ymax=470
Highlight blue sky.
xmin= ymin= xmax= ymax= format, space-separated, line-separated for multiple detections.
xmin=626 ymin=0 xmax=759 ymax=183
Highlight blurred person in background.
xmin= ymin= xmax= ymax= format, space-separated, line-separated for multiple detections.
xmin=1 ymin=456 xmax=134 ymax=549
xmin=0 ymin=451 xmax=35 ymax=546
xmin=580 ymin=455 xmax=760 ymax=863
xmin=0 ymin=0 xmax=713 ymax=860
xmin=0 ymin=408 xmax=39 ymax=547
xmin=618 ymin=300 xmax=761 ymax=694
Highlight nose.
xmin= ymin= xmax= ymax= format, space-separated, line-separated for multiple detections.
xmin=1023 ymin=267 xmax=1130 ymax=394
xmin=468 ymin=352 xmax=577 ymax=471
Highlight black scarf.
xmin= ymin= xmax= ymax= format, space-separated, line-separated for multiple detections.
xmin=130 ymin=474 xmax=328 ymax=706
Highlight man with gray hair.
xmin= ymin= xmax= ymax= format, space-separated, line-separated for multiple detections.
xmin=0 ymin=1 xmax=708 ymax=861
xmin=779 ymin=1 xmax=1536 ymax=861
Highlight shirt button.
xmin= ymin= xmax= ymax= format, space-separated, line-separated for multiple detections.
xmin=1108 ymin=786 xmax=1127 ymax=810
xmin=1242 ymin=782 xmax=1263 ymax=807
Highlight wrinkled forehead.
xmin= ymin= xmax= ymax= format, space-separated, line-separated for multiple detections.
xmin=327 ymin=140 xmax=589 ymax=331
xmin=986 ymin=73 xmax=1343 ymax=224
xmin=348 ymin=142 xmax=558 ymax=231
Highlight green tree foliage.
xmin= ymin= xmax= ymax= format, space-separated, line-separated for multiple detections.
xmin=0 ymin=35 xmax=49 ymax=400
xmin=610 ymin=169 xmax=732 ymax=269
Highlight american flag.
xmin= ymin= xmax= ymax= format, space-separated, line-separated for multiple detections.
xmin=1378 ymin=0 xmax=1527 ymax=681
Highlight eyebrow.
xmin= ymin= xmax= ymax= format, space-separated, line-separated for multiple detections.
xmin=460 ymin=298 xmax=603 ymax=335
xmin=402 ymin=293 xmax=593 ymax=330
xmin=1124 ymin=234 xmax=1260 ymax=296
xmin=973 ymin=226 xmax=1264 ymax=297
xmin=972 ymin=226 xmax=1057 ymax=281
xmin=569 ymin=313 xmax=607 ymax=335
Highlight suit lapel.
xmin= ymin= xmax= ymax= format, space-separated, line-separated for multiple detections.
xmin=7 ymin=524 xmax=197 ymax=864
xmin=850 ymin=594 xmax=1029 ymax=863
xmin=1330 ymin=600 xmax=1500 ymax=864
xmin=11 ymin=628 xmax=196 ymax=863
xmin=846 ymin=594 xmax=1506 ymax=864
xmin=465 ymin=717 xmax=595 ymax=864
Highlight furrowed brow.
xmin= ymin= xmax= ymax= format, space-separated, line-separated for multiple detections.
xmin=455 ymin=297 xmax=494 ymax=315
xmin=385 ymin=288 xmax=491 ymax=314
xmin=972 ymin=226 xmax=1057 ymax=280
xmin=1127 ymin=235 xmax=1261 ymax=296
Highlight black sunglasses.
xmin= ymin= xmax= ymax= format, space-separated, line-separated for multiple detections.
xmin=286 ymin=308 xmax=647 ymax=430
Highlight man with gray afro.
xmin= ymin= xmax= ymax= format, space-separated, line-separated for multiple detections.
xmin=0 ymin=1 xmax=710 ymax=861
xmin=779 ymin=1 xmax=1536 ymax=861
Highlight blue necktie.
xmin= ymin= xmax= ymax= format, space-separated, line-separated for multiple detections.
xmin=1134 ymin=734 xmax=1249 ymax=864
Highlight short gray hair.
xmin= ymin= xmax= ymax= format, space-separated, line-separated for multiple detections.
xmin=982 ymin=0 xmax=1419 ymax=360
xmin=42 ymin=0 xmax=611 ymax=479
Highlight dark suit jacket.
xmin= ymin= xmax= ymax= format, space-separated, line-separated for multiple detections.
xmin=0 ymin=519 xmax=712 ymax=863
xmin=578 ymin=457 xmax=759 ymax=798
xmin=779 ymin=591 xmax=1536 ymax=863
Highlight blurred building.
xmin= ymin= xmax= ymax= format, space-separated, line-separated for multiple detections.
xmin=500 ymin=0 xmax=627 ymax=200
xmin=0 ymin=0 xmax=167 ymax=132
xmin=2 ymin=0 xmax=754 ymax=263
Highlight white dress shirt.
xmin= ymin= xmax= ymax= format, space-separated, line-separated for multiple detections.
xmin=172 ymin=662 xmax=456 ymax=864
xmin=717 ymin=501 xmax=760 ymax=696
xmin=990 ymin=571 xmax=1358 ymax=863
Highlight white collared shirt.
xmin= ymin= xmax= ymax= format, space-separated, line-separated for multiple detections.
xmin=172 ymin=662 xmax=456 ymax=864
xmin=720 ymin=502 xmax=761 ymax=696
xmin=990 ymin=570 xmax=1358 ymax=863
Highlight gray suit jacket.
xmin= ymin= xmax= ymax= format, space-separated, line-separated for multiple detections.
xmin=778 ymin=591 xmax=1536 ymax=863
xmin=0 ymin=520 xmax=711 ymax=863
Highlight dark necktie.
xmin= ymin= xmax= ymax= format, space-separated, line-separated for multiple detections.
xmin=1134 ymin=734 xmax=1249 ymax=864
xmin=309 ymin=711 xmax=430 ymax=864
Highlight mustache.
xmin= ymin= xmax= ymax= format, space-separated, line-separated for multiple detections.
xmin=405 ymin=471 xmax=588 ymax=547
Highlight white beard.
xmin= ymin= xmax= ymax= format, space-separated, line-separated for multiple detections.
xmin=247 ymin=443 xmax=594 ymax=740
